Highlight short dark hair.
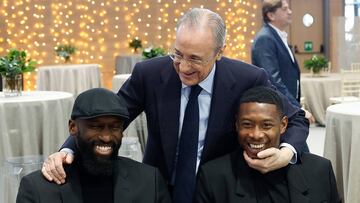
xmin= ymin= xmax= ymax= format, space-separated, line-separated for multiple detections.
xmin=262 ymin=0 xmax=283 ymax=23
xmin=238 ymin=86 xmax=284 ymax=116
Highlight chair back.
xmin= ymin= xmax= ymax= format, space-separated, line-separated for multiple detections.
xmin=351 ymin=63 xmax=360 ymax=72
xmin=340 ymin=70 xmax=360 ymax=98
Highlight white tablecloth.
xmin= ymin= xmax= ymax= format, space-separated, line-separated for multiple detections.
xmin=324 ymin=102 xmax=360 ymax=203
xmin=301 ymin=73 xmax=341 ymax=125
xmin=0 ymin=91 xmax=74 ymax=166
xmin=37 ymin=64 xmax=101 ymax=97
xmin=115 ymin=55 xmax=142 ymax=74
xmin=112 ymin=74 xmax=147 ymax=153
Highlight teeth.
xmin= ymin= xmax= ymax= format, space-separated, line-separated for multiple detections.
xmin=249 ymin=144 xmax=264 ymax=149
xmin=96 ymin=145 xmax=112 ymax=151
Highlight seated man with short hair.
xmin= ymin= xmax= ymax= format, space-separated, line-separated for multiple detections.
xmin=16 ymin=88 xmax=171 ymax=203
xmin=196 ymin=86 xmax=340 ymax=203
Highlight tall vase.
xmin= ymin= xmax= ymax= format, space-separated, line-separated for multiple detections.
xmin=2 ymin=74 xmax=22 ymax=97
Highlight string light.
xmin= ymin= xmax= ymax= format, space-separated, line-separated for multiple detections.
xmin=0 ymin=0 xmax=258 ymax=90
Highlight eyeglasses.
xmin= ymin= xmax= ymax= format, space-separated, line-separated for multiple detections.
xmin=169 ymin=52 xmax=212 ymax=67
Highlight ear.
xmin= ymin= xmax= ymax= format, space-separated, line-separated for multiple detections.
xmin=216 ymin=44 xmax=226 ymax=61
xmin=267 ymin=12 xmax=276 ymax=22
xmin=69 ymin=120 xmax=78 ymax=137
xmin=280 ymin=116 xmax=288 ymax=135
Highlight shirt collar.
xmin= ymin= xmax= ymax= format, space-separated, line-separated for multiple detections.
xmin=269 ymin=23 xmax=288 ymax=40
xmin=182 ymin=63 xmax=216 ymax=95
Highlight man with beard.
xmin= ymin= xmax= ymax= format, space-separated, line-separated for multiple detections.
xmin=196 ymin=86 xmax=340 ymax=203
xmin=16 ymin=88 xmax=171 ymax=203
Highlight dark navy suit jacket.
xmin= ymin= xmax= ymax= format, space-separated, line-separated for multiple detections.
xmin=117 ymin=56 xmax=308 ymax=183
xmin=252 ymin=23 xmax=301 ymax=107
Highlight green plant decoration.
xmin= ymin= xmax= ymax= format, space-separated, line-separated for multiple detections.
xmin=0 ymin=48 xmax=37 ymax=77
xmin=55 ymin=44 xmax=77 ymax=63
xmin=142 ymin=46 xmax=166 ymax=59
xmin=129 ymin=38 xmax=142 ymax=53
xmin=304 ymin=55 xmax=328 ymax=74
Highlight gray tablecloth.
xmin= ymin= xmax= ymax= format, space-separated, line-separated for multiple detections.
xmin=37 ymin=64 xmax=101 ymax=97
xmin=115 ymin=55 xmax=142 ymax=74
xmin=325 ymin=102 xmax=360 ymax=203
xmin=300 ymin=73 xmax=341 ymax=125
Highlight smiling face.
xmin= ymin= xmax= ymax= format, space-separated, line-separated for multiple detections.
xmin=69 ymin=116 xmax=124 ymax=176
xmin=173 ymin=24 xmax=222 ymax=86
xmin=236 ymin=102 xmax=288 ymax=159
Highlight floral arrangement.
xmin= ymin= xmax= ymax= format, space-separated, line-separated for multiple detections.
xmin=55 ymin=44 xmax=77 ymax=63
xmin=304 ymin=55 xmax=328 ymax=74
xmin=0 ymin=48 xmax=36 ymax=76
xmin=129 ymin=38 xmax=142 ymax=53
xmin=142 ymin=46 xmax=166 ymax=59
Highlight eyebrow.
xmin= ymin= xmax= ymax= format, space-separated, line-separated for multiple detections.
xmin=174 ymin=48 xmax=203 ymax=60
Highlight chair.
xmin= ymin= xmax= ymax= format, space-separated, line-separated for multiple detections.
xmin=351 ymin=63 xmax=360 ymax=72
xmin=329 ymin=70 xmax=360 ymax=104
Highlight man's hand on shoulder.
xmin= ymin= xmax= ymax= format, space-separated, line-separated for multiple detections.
xmin=244 ymin=147 xmax=293 ymax=174
xmin=41 ymin=151 xmax=74 ymax=184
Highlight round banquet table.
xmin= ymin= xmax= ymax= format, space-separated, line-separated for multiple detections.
xmin=0 ymin=91 xmax=74 ymax=166
xmin=300 ymin=73 xmax=341 ymax=125
xmin=36 ymin=64 xmax=101 ymax=97
xmin=324 ymin=102 xmax=360 ymax=203
xmin=115 ymin=54 xmax=142 ymax=74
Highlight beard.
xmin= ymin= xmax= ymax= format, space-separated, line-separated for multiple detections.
xmin=75 ymin=136 xmax=121 ymax=177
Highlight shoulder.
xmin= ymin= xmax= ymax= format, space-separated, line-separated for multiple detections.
xmin=297 ymin=152 xmax=332 ymax=172
xmin=200 ymin=151 xmax=236 ymax=178
xmin=217 ymin=57 xmax=268 ymax=81
xmin=133 ymin=56 xmax=173 ymax=73
xmin=254 ymin=25 xmax=275 ymax=41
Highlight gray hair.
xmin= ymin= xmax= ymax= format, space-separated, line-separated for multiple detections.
xmin=176 ymin=8 xmax=226 ymax=52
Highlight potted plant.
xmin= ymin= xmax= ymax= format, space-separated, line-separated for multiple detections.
xmin=0 ymin=48 xmax=37 ymax=96
xmin=142 ymin=46 xmax=166 ymax=60
xmin=129 ymin=38 xmax=142 ymax=53
xmin=304 ymin=55 xmax=328 ymax=75
xmin=55 ymin=44 xmax=77 ymax=63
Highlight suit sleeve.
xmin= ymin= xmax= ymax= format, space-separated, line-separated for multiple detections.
xmin=195 ymin=167 xmax=214 ymax=203
xmin=16 ymin=176 xmax=39 ymax=203
xmin=155 ymin=168 xmax=172 ymax=203
xmin=252 ymin=35 xmax=301 ymax=107
xmin=117 ymin=62 xmax=146 ymax=128
xmin=257 ymin=68 xmax=309 ymax=157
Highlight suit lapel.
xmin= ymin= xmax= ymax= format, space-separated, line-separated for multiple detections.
xmin=60 ymin=165 xmax=83 ymax=203
xmin=113 ymin=158 xmax=132 ymax=203
xmin=156 ymin=65 xmax=182 ymax=176
xmin=286 ymin=164 xmax=310 ymax=203
xmin=201 ymin=59 xmax=237 ymax=161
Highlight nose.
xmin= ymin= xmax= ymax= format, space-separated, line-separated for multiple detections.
xmin=178 ymin=59 xmax=192 ymax=71
xmin=99 ymin=127 xmax=112 ymax=142
xmin=249 ymin=126 xmax=264 ymax=139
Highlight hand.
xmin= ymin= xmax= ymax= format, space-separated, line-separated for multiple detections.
xmin=244 ymin=147 xmax=293 ymax=174
xmin=303 ymin=109 xmax=315 ymax=124
xmin=41 ymin=151 xmax=74 ymax=184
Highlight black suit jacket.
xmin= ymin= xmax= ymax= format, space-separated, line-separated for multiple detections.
xmin=117 ymin=56 xmax=308 ymax=182
xmin=252 ymin=23 xmax=301 ymax=107
xmin=16 ymin=157 xmax=171 ymax=203
xmin=196 ymin=149 xmax=341 ymax=203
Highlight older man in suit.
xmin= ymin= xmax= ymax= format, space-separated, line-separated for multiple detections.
xmin=16 ymin=88 xmax=170 ymax=203
xmin=252 ymin=0 xmax=314 ymax=123
xmin=42 ymin=8 xmax=309 ymax=203
xmin=196 ymin=86 xmax=340 ymax=203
